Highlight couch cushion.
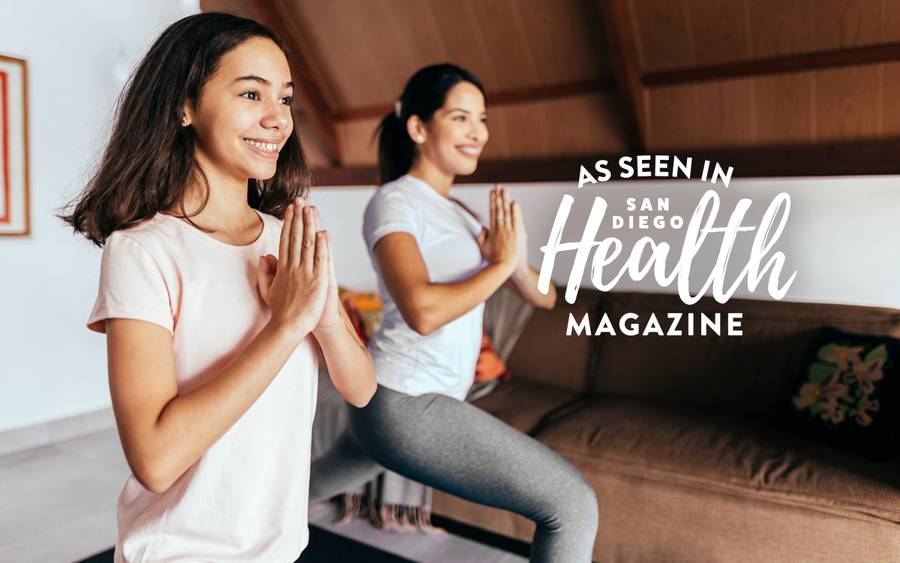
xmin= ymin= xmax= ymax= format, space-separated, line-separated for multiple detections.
xmin=471 ymin=379 xmax=579 ymax=434
xmin=589 ymin=291 xmax=900 ymax=417
xmin=506 ymin=291 xmax=601 ymax=393
xmin=536 ymin=396 xmax=900 ymax=524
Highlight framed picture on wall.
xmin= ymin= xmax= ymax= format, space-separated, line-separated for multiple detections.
xmin=0 ymin=54 xmax=30 ymax=236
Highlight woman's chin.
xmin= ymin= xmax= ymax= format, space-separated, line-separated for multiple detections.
xmin=246 ymin=165 xmax=277 ymax=182
xmin=452 ymin=159 xmax=479 ymax=177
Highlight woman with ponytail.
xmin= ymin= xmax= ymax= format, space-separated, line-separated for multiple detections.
xmin=309 ymin=63 xmax=598 ymax=562
xmin=63 ymin=13 xmax=375 ymax=561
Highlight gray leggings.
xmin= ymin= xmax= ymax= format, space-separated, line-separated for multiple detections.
xmin=309 ymin=384 xmax=599 ymax=563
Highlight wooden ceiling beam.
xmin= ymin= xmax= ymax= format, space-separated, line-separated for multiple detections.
xmin=645 ymin=42 xmax=900 ymax=87
xmin=311 ymin=139 xmax=900 ymax=186
xmin=597 ymin=0 xmax=648 ymax=153
xmin=244 ymin=0 xmax=342 ymax=165
xmin=332 ymin=78 xmax=615 ymax=121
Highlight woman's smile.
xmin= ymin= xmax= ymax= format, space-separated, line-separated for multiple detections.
xmin=455 ymin=144 xmax=481 ymax=160
xmin=243 ymin=137 xmax=281 ymax=160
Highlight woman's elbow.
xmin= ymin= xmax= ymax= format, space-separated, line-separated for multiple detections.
xmin=348 ymin=381 xmax=377 ymax=408
xmin=128 ymin=447 xmax=179 ymax=494
xmin=132 ymin=459 xmax=175 ymax=494
xmin=404 ymin=308 xmax=438 ymax=336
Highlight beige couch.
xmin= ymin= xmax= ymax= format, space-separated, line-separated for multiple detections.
xmin=432 ymin=290 xmax=900 ymax=562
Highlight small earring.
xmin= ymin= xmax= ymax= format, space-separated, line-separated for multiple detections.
xmin=416 ymin=135 xmax=424 ymax=143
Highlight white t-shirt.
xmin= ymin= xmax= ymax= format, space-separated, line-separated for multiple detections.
xmin=87 ymin=210 xmax=317 ymax=563
xmin=363 ymin=174 xmax=486 ymax=400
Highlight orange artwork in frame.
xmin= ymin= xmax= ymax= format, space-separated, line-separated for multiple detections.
xmin=0 ymin=53 xmax=29 ymax=236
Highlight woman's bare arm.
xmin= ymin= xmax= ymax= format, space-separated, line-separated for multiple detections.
xmin=373 ymin=233 xmax=514 ymax=335
xmin=504 ymin=264 xmax=557 ymax=309
xmin=373 ymin=186 xmax=521 ymax=335
xmin=313 ymin=301 xmax=376 ymax=407
xmin=307 ymin=209 xmax=376 ymax=407
xmin=108 ymin=318 xmax=303 ymax=493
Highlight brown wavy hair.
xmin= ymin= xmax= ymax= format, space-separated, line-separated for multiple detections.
xmin=61 ymin=12 xmax=310 ymax=246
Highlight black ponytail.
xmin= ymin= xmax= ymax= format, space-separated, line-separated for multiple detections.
xmin=376 ymin=63 xmax=485 ymax=185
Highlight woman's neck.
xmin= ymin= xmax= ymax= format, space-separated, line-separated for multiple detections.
xmin=174 ymin=162 xmax=260 ymax=238
xmin=407 ymin=159 xmax=454 ymax=198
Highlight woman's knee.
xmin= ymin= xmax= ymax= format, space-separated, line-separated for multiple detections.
xmin=555 ymin=471 xmax=599 ymax=533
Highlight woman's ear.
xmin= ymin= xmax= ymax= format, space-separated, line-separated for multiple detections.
xmin=406 ymin=115 xmax=426 ymax=144
xmin=181 ymin=101 xmax=194 ymax=127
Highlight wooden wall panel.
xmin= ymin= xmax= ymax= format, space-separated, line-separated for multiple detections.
xmin=811 ymin=0 xmax=885 ymax=51
xmin=815 ymin=64 xmax=881 ymax=141
xmin=753 ymin=73 xmax=814 ymax=145
xmin=462 ymin=0 xmax=539 ymax=89
xmin=629 ymin=0 xmax=695 ymax=72
xmin=747 ymin=0 xmax=814 ymax=58
xmin=884 ymin=1 xmax=900 ymax=43
xmin=335 ymin=117 xmax=380 ymax=166
xmin=692 ymin=77 xmax=756 ymax=147
xmin=881 ymin=62 xmax=900 ymax=136
xmin=418 ymin=1 xmax=500 ymax=90
xmin=335 ymin=93 xmax=625 ymax=165
xmin=648 ymin=62 xmax=892 ymax=150
xmin=515 ymin=0 xmax=610 ymax=82
xmin=646 ymin=83 xmax=699 ymax=149
xmin=464 ymin=93 xmax=626 ymax=159
xmin=294 ymin=112 xmax=332 ymax=168
xmin=636 ymin=0 xmax=896 ymax=73
xmin=683 ymin=0 xmax=752 ymax=65
xmin=285 ymin=0 xmax=395 ymax=109
xmin=284 ymin=0 xmax=607 ymax=112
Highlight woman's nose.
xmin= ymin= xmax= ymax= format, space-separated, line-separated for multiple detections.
xmin=261 ymin=102 xmax=290 ymax=130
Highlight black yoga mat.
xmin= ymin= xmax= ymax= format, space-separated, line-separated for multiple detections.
xmin=77 ymin=524 xmax=415 ymax=563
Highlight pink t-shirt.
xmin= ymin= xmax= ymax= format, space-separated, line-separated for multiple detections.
xmin=87 ymin=210 xmax=317 ymax=562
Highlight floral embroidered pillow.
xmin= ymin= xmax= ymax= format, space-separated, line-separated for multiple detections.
xmin=787 ymin=327 xmax=899 ymax=461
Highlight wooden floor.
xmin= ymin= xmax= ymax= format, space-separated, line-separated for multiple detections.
xmin=0 ymin=428 xmax=526 ymax=562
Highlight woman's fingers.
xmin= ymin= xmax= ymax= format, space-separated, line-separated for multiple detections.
xmin=511 ymin=200 xmax=520 ymax=231
xmin=314 ymin=229 xmax=328 ymax=281
xmin=290 ymin=201 xmax=306 ymax=266
xmin=324 ymin=230 xmax=336 ymax=286
xmin=280 ymin=204 xmax=293 ymax=261
xmin=489 ymin=186 xmax=498 ymax=232
xmin=500 ymin=185 xmax=512 ymax=230
xmin=300 ymin=206 xmax=316 ymax=274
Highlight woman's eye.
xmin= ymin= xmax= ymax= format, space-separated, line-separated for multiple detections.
xmin=454 ymin=115 xmax=466 ymax=122
xmin=241 ymin=91 xmax=260 ymax=101
xmin=281 ymin=96 xmax=293 ymax=106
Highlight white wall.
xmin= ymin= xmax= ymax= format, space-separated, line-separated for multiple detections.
xmin=0 ymin=1 xmax=200 ymax=433
xmin=311 ymin=176 xmax=900 ymax=310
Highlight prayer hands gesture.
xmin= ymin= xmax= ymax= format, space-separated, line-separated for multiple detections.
xmin=257 ymin=197 xmax=340 ymax=341
xmin=476 ymin=184 xmax=525 ymax=277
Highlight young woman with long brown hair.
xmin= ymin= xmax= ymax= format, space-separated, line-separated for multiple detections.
xmin=62 ymin=13 xmax=375 ymax=562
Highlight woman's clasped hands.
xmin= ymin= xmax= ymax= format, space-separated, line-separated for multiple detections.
xmin=476 ymin=183 xmax=527 ymax=277
xmin=256 ymin=196 xmax=341 ymax=341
